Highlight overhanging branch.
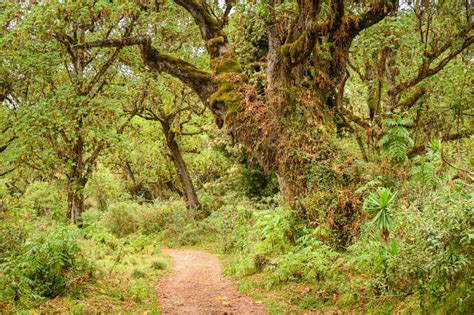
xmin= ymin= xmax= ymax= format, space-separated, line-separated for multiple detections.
xmin=408 ymin=131 xmax=474 ymax=158
xmin=348 ymin=1 xmax=397 ymax=38
xmin=397 ymin=33 xmax=473 ymax=93
xmin=75 ymin=37 xmax=216 ymax=103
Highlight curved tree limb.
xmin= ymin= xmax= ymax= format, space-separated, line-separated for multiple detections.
xmin=397 ymin=32 xmax=473 ymax=93
xmin=348 ymin=1 xmax=398 ymax=38
xmin=0 ymin=136 xmax=16 ymax=153
xmin=408 ymin=131 xmax=474 ymax=158
xmin=174 ymin=0 xmax=222 ymax=41
xmin=75 ymin=37 xmax=216 ymax=104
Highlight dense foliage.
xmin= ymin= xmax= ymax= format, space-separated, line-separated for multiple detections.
xmin=1 ymin=0 xmax=472 ymax=313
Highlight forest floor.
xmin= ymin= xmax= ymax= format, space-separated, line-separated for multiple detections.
xmin=157 ymin=249 xmax=267 ymax=314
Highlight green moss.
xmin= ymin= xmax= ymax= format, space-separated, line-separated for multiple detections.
xmin=280 ymin=44 xmax=290 ymax=57
xmin=207 ymin=36 xmax=225 ymax=50
xmin=280 ymin=32 xmax=307 ymax=63
xmin=216 ymin=59 xmax=243 ymax=74
xmin=209 ymin=83 xmax=240 ymax=111
xmin=147 ymin=48 xmax=211 ymax=81
xmin=367 ymin=82 xmax=380 ymax=119
xmin=189 ymin=0 xmax=222 ymax=31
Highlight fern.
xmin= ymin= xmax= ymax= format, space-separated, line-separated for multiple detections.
xmin=409 ymin=139 xmax=441 ymax=187
xmin=378 ymin=118 xmax=414 ymax=162
xmin=355 ymin=179 xmax=383 ymax=195
xmin=0 ymin=226 xmax=89 ymax=303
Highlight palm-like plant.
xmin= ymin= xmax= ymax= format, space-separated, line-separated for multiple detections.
xmin=363 ymin=188 xmax=397 ymax=241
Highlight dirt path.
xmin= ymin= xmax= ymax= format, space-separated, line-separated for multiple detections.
xmin=156 ymin=249 xmax=267 ymax=314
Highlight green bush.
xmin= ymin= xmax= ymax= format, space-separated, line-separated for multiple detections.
xmin=264 ymin=231 xmax=338 ymax=288
xmin=138 ymin=200 xmax=184 ymax=235
xmin=252 ymin=206 xmax=295 ymax=254
xmin=101 ymin=202 xmax=142 ymax=237
xmin=347 ymin=182 xmax=473 ymax=312
xmin=0 ymin=225 xmax=90 ymax=305
xmin=85 ymin=167 xmax=125 ymax=211
xmin=22 ymin=181 xmax=66 ymax=219
xmin=150 ymin=258 xmax=167 ymax=270
xmin=81 ymin=208 xmax=115 ymax=245
xmin=204 ymin=199 xmax=255 ymax=253
xmin=0 ymin=213 xmax=28 ymax=262
xmin=101 ymin=200 xmax=197 ymax=244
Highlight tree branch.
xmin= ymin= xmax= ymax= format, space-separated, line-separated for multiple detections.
xmin=281 ymin=0 xmax=323 ymax=65
xmin=74 ymin=37 xmax=148 ymax=49
xmin=0 ymin=167 xmax=15 ymax=177
xmin=75 ymin=37 xmax=217 ymax=103
xmin=0 ymin=136 xmax=16 ymax=153
xmin=394 ymin=87 xmax=426 ymax=110
xmin=397 ymin=32 xmax=473 ymax=93
xmin=140 ymin=40 xmax=216 ymax=103
xmin=408 ymin=131 xmax=474 ymax=158
xmin=173 ymin=0 xmax=223 ymax=42
xmin=348 ymin=1 xmax=397 ymax=38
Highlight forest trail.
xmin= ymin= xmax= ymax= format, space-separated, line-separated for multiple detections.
xmin=156 ymin=249 xmax=267 ymax=315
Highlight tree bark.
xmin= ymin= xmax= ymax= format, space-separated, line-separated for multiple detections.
xmin=132 ymin=1 xmax=399 ymax=206
xmin=67 ymin=185 xmax=85 ymax=225
xmin=66 ymin=133 xmax=88 ymax=225
xmin=161 ymin=121 xmax=200 ymax=210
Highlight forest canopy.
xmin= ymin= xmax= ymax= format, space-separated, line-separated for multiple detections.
xmin=0 ymin=0 xmax=472 ymax=313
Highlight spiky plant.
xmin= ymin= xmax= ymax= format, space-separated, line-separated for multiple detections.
xmin=363 ymin=188 xmax=397 ymax=241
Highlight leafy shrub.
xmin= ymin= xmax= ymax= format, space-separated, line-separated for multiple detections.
xmin=131 ymin=269 xmax=145 ymax=279
xmin=85 ymin=167 xmax=125 ymax=211
xmin=252 ymin=206 xmax=295 ymax=254
xmin=126 ymin=279 xmax=149 ymax=303
xmin=265 ymin=234 xmax=338 ymax=288
xmin=101 ymin=200 xmax=197 ymax=244
xmin=137 ymin=200 xmax=189 ymax=236
xmin=0 ymin=213 xmax=28 ymax=262
xmin=236 ymin=164 xmax=279 ymax=198
xmin=253 ymin=253 xmax=270 ymax=271
xmin=348 ymin=182 xmax=473 ymax=312
xmin=101 ymin=202 xmax=142 ymax=237
xmin=409 ymin=138 xmax=441 ymax=188
xmin=0 ymin=225 xmax=90 ymax=305
xmin=378 ymin=117 xmax=414 ymax=162
xmin=204 ymin=199 xmax=255 ymax=253
xmin=22 ymin=181 xmax=66 ymax=219
xmin=0 ymin=178 xmax=9 ymax=211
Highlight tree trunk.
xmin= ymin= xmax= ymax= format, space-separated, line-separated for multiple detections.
xmin=123 ymin=161 xmax=152 ymax=199
xmin=161 ymin=121 xmax=200 ymax=210
xmin=67 ymin=185 xmax=85 ymax=225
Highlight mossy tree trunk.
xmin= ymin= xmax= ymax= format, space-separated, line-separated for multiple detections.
xmin=80 ymin=1 xmax=398 ymax=206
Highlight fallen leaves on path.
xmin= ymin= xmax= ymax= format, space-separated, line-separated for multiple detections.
xmin=156 ymin=249 xmax=267 ymax=315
